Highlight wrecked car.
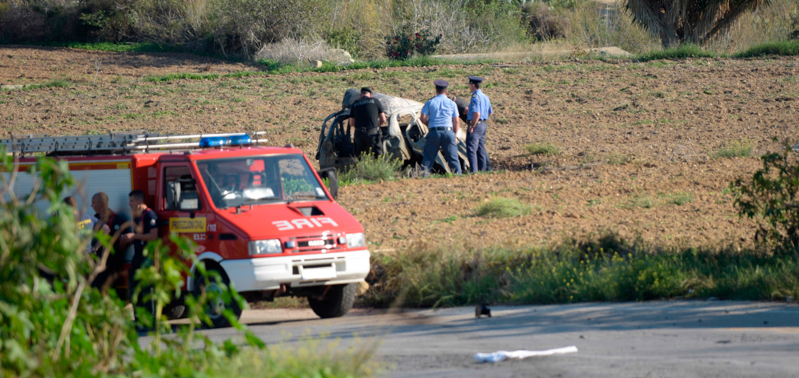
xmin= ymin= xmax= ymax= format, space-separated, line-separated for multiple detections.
xmin=316 ymin=89 xmax=479 ymax=176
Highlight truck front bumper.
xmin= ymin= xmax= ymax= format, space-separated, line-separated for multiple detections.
xmin=220 ymin=250 xmax=370 ymax=292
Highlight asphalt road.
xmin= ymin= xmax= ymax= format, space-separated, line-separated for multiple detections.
xmin=190 ymin=301 xmax=799 ymax=377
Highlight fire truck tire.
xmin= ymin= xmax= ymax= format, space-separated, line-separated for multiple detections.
xmin=193 ymin=266 xmax=242 ymax=328
xmin=308 ymin=283 xmax=356 ymax=319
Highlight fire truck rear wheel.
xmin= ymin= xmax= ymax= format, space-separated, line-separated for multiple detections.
xmin=193 ymin=266 xmax=242 ymax=328
xmin=308 ymin=283 xmax=356 ymax=319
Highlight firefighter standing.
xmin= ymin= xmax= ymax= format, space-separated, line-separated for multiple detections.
xmin=465 ymin=76 xmax=493 ymax=173
xmin=90 ymin=192 xmax=132 ymax=292
xmin=420 ymin=80 xmax=461 ymax=175
xmin=349 ymin=87 xmax=387 ymax=157
xmin=121 ymin=190 xmax=158 ymax=320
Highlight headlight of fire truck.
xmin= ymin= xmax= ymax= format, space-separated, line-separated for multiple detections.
xmin=248 ymin=239 xmax=282 ymax=255
xmin=345 ymin=233 xmax=366 ymax=248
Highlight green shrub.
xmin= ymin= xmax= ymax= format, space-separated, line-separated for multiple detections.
xmin=525 ymin=142 xmax=561 ymax=156
xmin=340 ymin=152 xmax=404 ymax=184
xmin=731 ymin=141 xmax=799 ymax=251
xmin=475 ymin=197 xmax=532 ymax=218
xmin=386 ymin=31 xmax=441 ymax=60
xmin=711 ymin=140 xmax=753 ymax=159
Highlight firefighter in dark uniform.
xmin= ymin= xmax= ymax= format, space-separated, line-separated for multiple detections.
xmin=121 ymin=189 xmax=158 ymax=321
xmin=465 ymin=76 xmax=493 ymax=173
xmin=349 ymin=87 xmax=387 ymax=157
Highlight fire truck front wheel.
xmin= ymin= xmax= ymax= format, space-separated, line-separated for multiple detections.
xmin=193 ymin=265 xmax=242 ymax=328
xmin=308 ymin=283 xmax=356 ymax=319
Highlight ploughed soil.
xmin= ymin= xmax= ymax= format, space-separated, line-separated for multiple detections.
xmin=2 ymin=45 xmax=797 ymax=251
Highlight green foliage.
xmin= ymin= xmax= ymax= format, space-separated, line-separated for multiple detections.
xmin=0 ymin=152 xmax=131 ymax=376
xmin=325 ymin=27 xmax=364 ymax=59
xmin=363 ymin=234 xmax=799 ymax=308
xmin=475 ymin=197 xmax=532 ymax=218
xmin=282 ymin=177 xmax=315 ymax=197
xmin=735 ymin=40 xmax=799 ymax=57
xmin=525 ymin=142 xmax=561 ymax=156
xmin=386 ymin=31 xmax=441 ymax=60
xmin=711 ymin=140 xmax=753 ymax=159
xmin=635 ymin=44 xmax=717 ymax=62
xmin=730 ymin=142 xmax=799 ymax=250
xmin=339 ymin=152 xmax=404 ymax=184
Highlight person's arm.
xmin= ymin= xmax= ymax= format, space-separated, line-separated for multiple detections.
xmin=452 ymin=116 xmax=460 ymax=135
xmin=469 ymin=111 xmax=481 ymax=133
xmin=348 ymin=116 xmax=355 ymax=128
xmin=420 ymin=114 xmax=429 ymax=126
xmin=134 ymin=227 xmax=158 ymax=242
xmin=378 ymin=112 xmax=386 ymax=126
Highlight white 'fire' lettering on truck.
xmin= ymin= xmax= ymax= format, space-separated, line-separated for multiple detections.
xmin=291 ymin=219 xmax=313 ymax=229
xmin=272 ymin=217 xmax=338 ymax=231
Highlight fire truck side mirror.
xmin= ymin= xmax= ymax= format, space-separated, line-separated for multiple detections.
xmin=318 ymin=168 xmax=338 ymax=200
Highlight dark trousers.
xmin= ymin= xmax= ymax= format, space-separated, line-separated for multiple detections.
xmin=466 ymin=121 xmax=488 ymax=173
xmin=354 ymin=129 xmax=382 ymax=158
xmin=422 ymin=128 xmax=462 ymax=174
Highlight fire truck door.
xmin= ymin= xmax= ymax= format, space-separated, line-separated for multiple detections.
xmin=157 ymin=163 xmax=211 ymax=254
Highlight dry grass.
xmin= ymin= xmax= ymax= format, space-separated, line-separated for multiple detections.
xmin=706 ymin=0 xmax=799 ymax=53
xmin=255 ymin=39 xmax=345 ymax=65
xmin=561 ymin=0 xmax=661 ymax=54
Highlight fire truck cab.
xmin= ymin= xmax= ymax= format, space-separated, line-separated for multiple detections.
xmin=2 ymin=132 xmax=370 ymax=328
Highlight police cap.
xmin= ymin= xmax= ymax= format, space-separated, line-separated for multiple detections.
xmin=360 ymin=87 xmax=372 ymax=94
xmin=433 ymin=79 xmax=449 ymax=88
xmin=467 ymin=76 xmax=484 ymax=84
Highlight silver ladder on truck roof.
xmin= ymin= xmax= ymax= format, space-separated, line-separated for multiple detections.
xmin=0 ymin=131 xmax=268 ymax=156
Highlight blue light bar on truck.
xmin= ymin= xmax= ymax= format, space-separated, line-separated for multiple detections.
xmin=199 ymin=134 xmax=252 ymax=148
xmin=229 ymin=135 xmax=252 ymax=145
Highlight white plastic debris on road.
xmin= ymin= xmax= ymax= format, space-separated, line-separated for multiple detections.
xmin=474 ymin=346 xmax=578 ymax=363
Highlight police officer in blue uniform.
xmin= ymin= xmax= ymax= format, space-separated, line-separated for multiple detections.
xmin=420 ymin=80 xmax=461 ymax=175
xmin=465 ymin=76 xmax=493 ymax=173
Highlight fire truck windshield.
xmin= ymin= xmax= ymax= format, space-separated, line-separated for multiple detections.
xmin=196 ymin=154 xmax=329 ymax=209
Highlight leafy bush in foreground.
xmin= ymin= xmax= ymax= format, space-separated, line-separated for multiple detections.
xmin=731 ymin=141 xmax=799 ymax=251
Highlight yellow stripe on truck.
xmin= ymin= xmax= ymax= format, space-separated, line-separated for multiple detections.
xmin=170 ymin=217 xmax=206 ymax=233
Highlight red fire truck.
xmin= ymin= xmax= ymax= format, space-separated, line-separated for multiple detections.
xmin=2 ymin=132 xmax=369 ymax=327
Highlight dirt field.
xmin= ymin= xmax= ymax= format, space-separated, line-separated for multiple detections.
xmin=1 ymin=45 xmax=797 ymax=250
